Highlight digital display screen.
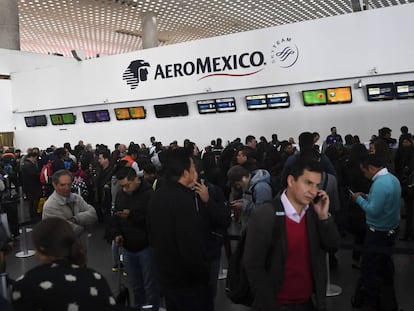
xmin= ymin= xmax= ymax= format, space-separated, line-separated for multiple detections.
xmin=82 ymin=110 xmax=110 ymax=123
xmin=24 ymin=116 xmax=36 ymax=127
xmin=96 ymin=110 xmax=110 ymax=122
xmin=246 ymin=95 xmax=267 ymax=110
xmin=50 ymin=114 xmax=63 ymax=125
xmin=366 ymin=83 xmax=395 ymax=101
xmin=326 ymin=86 xmax=352 ymax=104
xmin=34 ymin=115 xmax=47 ymax=126
xmin=266 ymin=92 xmax=290 ymax=108
xmin=215 ymin=97 xmax=236 ymax=112
xmin=114 ymin=108 xmax=131 ymax=120
xmin=395 ymin=81 xmax=414 ymax=99
xmin=302 ymin=89 xmax=327 ymax=106
xmin=61 ymin=113 xmax=76 ymax=124
xmin=154 ymin=102 xmax=189 ymax=118
xmin=129 ymin=106 xmax=146 ymax=119
xmin=197 ymin=99 xmax=216 ymax=114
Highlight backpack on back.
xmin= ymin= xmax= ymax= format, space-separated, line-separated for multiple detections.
xmin=40 ymin=160 xmax=54 ymax=185
xmin=225 ymin=228 xmax=254 ymax=306
xmin=225 ymin=199 xmax=283 ymax=306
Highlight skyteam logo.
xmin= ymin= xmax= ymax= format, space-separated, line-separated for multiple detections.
xmin=270 ymin=37 xmax=299 ymax=68
xmin=123 ymin=60 xmax=150 ymax=89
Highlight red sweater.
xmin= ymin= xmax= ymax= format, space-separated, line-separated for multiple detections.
xmin=276 ymin=216 xmax=313 ymax=305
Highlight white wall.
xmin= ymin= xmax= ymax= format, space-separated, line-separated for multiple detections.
xmin=3 ymin=4 xmax=414 ymax=150
xmin=0 ymin=49 xmax=75 ymax=74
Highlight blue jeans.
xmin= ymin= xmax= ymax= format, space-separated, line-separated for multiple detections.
xmin=122 ymin=246 xmax=160 ymax=310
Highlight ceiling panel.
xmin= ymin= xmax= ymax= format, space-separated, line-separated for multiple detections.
xmin=16 ymin=0 xmax=411 ymax=58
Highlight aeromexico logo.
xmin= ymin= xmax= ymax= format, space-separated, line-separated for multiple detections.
xmin=123 ymin=51 xmax=266 ymax=89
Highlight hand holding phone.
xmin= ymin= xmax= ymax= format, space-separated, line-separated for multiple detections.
xmin=313 ymin=195 xmax=322 ymax=204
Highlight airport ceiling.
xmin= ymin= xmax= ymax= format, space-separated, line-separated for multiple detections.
xmin=18 ymin=0 xmax=412 ymax=58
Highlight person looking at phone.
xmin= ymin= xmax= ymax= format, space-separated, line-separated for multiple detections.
xmin=351 ymin=153 xmax=401 ymax=310
xmin=109 ymin=166 xmax=160 ymax=310
xmin=244 ymin=158 xmax=340 ymax=311
xmin=227 ymin=165 xmax=273 ymax=227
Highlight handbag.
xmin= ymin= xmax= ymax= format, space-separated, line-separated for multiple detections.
xmin=37 ymin=197 xmax=47 ymax=214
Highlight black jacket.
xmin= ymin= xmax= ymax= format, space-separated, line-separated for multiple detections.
xmin=110 ymin=179 xmax=153 ymax=252
xmin=20 ymin=158 xmax=41 ymax=195
xmin=148 ymin=180 xmax=228 ymax=290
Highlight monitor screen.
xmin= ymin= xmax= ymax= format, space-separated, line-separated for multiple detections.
xmin=197 ymin=99 xmax=216 ymax=114
xmin=24 ymin=116 xmax=36 ymax=127
xmin=34 ymin=115 xmax=47 ymax=126
xmin=366 ymin=83 xmax=395 ymax=101
xmin=82 ymin=110 xmax=110 ymax=123
xmin=61 ymin=113 xmax=76 ymax=124
xmin=154 ymin=102 xmax=189 ymax=118
xmin=215 ymin=97 xmax=236 ymax=112
xmin=50 ymin=114 xmax=63 ymax=125
xmin=82 ymin=111 xmax=97 ymax=123
xmin=95 ymin=110 xmax=110 ymax=122
xmin=129 ymin=106 xmax=146 ymax=119
xmin=246 ymin=95 xmax=267 ymax=110
xmin=114 ymin=108 xmax=131 ymax=120
xmin=302 ymin=89 xmax=327 ymax=106
xmin=266 ymin=92 xmax=290 ymax=108
xmin=395 ymin=81 xmax=414 ymax=99
xmin=326 ymin=86 xmax=352 ymax=104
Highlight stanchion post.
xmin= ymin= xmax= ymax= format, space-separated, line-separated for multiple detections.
xmin=325 ymin=253 xmax=342 ymax=297
xmin=0 ymin=272 xmax=10 ymax=301
xmin=15 ymin=187 xmax=35 ymax=258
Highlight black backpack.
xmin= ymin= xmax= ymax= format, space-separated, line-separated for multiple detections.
xmin=225 ymin=200 xmax=283 ymax=306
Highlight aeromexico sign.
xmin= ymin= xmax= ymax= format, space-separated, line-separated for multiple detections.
xmin=123 ymin=37 xmax=299 ymax=90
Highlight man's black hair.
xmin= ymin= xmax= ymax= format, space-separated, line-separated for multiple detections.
xmin=245 ymin=135 xmax=256 ymax=145
xmin=115 ymin=166 xmax=137 ymax=181
xmin=98 ymin=149 xmax=110 ymax=159
xmin=54 ymin=147 xmax=66 ymax=159
xmin=288 ymin=158 xmax=323 ymax=180
xmin=401 ymin=125 xmax=409 ymax=134
xmin=298 ymin=132 xmax=314 ymax=149
xmin=127 ymin=144 xmax=140 ymax=156
xmin=361 ymin=153 xmax=386 ymax=169
xmin=27 ymin=150 xmax=38 ymax=158
xmin=163 ymin=147 xmax=193 ymax=182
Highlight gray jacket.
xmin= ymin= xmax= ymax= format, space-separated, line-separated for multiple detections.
xmin=42 ymin=191 xmax=97 ymax=238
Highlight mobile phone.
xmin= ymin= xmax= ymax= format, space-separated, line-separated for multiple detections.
xmin=313 ymin=195 xmax=321 ymax=204
xmin=348 ymin=189 xmax=354 ymax=195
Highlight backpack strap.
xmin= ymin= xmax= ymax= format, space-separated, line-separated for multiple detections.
xmin=263 ymin=197 xmax=285 ymax=268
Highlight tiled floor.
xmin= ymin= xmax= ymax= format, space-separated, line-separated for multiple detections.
xmin=4 ymin=222 xmax=414 ymax=311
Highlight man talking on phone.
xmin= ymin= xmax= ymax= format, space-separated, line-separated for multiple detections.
xmin=244 ymin=158 xmax=340 ymax=311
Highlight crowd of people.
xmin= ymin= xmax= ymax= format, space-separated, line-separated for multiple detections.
xmin=0 ymin=125 xmax=411 ymax=311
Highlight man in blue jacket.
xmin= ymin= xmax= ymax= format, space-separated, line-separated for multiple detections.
xmin=352 ymin=153 xmax=401 ymax=311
